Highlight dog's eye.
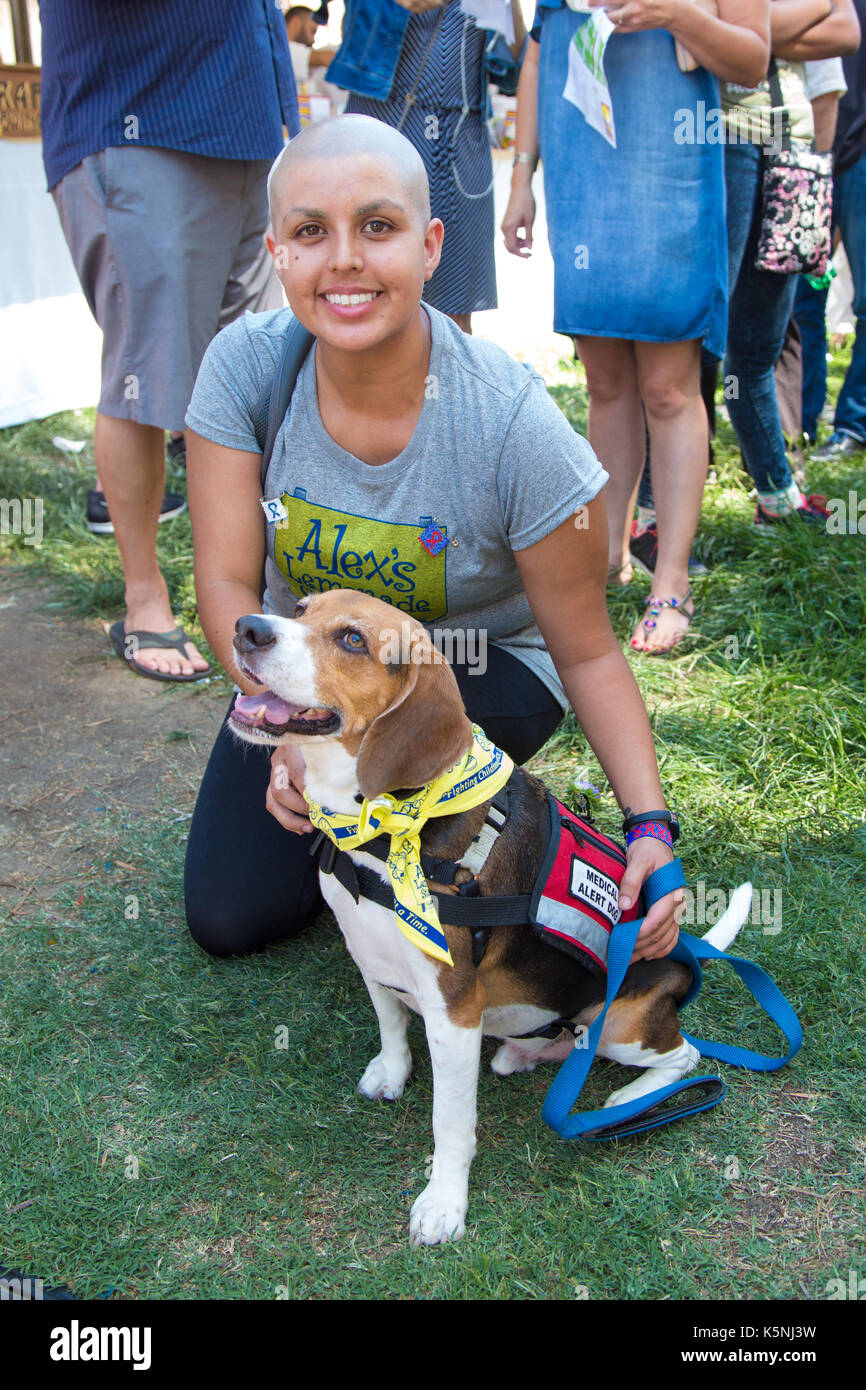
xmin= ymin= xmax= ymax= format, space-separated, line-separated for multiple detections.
xmin=341 ymin=629 xmax=367 ymax=652
xmin=293 ymin=603 xmax=306 ymax=619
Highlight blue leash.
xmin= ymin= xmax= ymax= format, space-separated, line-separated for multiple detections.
xmin=541 ymin=860 xmax=804 ymax=1142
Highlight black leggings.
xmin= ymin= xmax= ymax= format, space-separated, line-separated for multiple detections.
xmin=184 ymin=645 xmax=563 ymax=956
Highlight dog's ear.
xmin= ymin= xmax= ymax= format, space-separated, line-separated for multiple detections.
xmin=356 ymin=647 xmax=473 ymax=799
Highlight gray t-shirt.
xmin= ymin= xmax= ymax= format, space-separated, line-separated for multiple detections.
xmin=186 ymin=304 xmax=608 ymax=710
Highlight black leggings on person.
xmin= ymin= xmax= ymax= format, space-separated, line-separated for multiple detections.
xmin=184 ymin=645 xmax=563 ymax=956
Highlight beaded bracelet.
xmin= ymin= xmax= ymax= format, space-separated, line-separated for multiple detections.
xmin=625 ymin=820 xmax=674 ymax=850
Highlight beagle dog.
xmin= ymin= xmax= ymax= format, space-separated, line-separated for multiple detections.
xmin=229 ymin=591 xmax=747 ymax=1246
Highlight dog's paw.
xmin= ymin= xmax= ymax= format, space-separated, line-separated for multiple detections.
xmin=409 ymin=1182 xmax=468 ymax=1247
xmin=358 ymin=1050 xmax=412 ymax=1101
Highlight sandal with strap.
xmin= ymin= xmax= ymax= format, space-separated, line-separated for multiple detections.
xmin=607 ymin=560 xmax=634 ymax=588
xmin=630 ymin=591 xmax=695 ymax=654
xmin=108 ymin=621 xmax=212 ymax=683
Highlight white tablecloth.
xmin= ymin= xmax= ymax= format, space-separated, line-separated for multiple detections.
xmin=0 ymin=140 xmax=101 ymax=428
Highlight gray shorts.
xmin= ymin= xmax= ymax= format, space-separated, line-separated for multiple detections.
xmin=52 ymin=145 xmax=282 ymax=431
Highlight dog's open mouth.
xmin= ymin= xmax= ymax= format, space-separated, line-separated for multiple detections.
xmin=230 ymin=690 xmax=341 ymax=738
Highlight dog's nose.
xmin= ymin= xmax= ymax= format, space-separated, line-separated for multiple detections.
xmin=234 ymin=614 xmax=277 ymax=654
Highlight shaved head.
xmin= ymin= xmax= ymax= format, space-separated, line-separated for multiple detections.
xmin=268 ymin=114 xmax=431 ymax=234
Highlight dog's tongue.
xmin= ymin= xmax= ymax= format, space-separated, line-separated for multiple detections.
xmin=234 ymin=690 xmax=294 ymax=726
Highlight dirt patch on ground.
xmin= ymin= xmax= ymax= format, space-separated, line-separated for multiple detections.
xmin=0 ymin=566 xmax=227 ymax=918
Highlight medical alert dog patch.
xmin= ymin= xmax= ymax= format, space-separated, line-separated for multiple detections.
xmin=570 ymin=859 xmax=620 ymax=924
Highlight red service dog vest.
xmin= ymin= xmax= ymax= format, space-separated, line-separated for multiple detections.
xmin=528 ymin=797 xmax=642 ymax=978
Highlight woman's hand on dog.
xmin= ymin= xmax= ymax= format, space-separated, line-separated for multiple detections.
xmin=267 ymin=745 xmax=313 ymax=834
xmin=620 ymin=837 xmax=683 ymax=962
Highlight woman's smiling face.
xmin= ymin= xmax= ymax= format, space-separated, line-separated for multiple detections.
xmin=268 ymin=152 xmax=443 ymax=353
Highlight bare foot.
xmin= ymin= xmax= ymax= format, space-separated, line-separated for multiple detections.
xmin=630 ymin=591 xmax=694 ymax=653
xmin=607 ymin=559 xmax=634 ymax=587
xmin=119 ymin=599 xmax=209 ymax=677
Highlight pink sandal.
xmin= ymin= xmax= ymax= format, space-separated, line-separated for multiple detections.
xmin=631 ymin=591 xmax=695 ymax=653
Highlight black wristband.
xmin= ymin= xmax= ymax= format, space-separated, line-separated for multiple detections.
xmin=622 ymin=809 xmax=680 ymax=843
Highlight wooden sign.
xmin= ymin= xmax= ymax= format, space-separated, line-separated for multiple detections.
xmin=0 ymin=64 xmax=41 ymax=138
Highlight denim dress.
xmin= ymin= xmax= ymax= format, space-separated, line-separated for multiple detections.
xmin=536 ymin=4 xmax=727 ymax=357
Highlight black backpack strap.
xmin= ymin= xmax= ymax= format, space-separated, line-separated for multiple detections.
xmin=766 ymin=59 xmax=792 ymax=152
xmin=252 ymin=316 xmax=316 ymax=490
xmin=252 ymin=316 xmax=315 ymax=600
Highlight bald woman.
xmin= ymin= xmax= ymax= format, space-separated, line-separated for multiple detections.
xmin=183 ymin=115 xmax=684 ymax=962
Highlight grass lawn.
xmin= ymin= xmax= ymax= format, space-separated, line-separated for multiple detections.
xmin=1 ymin=347 xmax=864 ymax=1301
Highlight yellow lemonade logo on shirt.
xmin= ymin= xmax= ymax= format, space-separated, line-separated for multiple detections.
xmin=272 ymin=494 xmax=448 ymax=620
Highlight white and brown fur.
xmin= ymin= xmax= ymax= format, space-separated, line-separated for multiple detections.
xmin=230 ymin=590 xmax=751 ymax=1247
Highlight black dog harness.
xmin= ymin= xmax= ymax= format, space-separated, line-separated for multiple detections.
xmin=311 ymin=775 xmax=643 ymax=1042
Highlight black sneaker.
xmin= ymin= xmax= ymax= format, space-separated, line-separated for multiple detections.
xmin=86 ymin=489 xmax=187 ymax=535
xmin=166 ymin=434 xmax=187 ymax=467
xmin=629 ymin=521 xmax=709 ymax=578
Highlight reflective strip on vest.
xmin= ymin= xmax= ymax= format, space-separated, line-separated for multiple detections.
xmin=534 ymin=895 xmax=613 ymax=972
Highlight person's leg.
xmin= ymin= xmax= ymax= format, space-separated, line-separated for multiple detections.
xmin=51 ymin=152 xmax=209 ymax=676
xmin=95 ymin=415 xmax=208 ymax=674
xmin=773 ymin=313 xmax=804 ymax=445
xmin=637 ymin=353 xmax=716 ymax=513
xmin=184 ymin=703 xmax=323 ymax=956
xmin=793 ymin=274 xmax=829 ymax=442
xmin=576 ymin=336 xmax=644 ymax=585
xmin=723 ymin=143 xmax=803 ymax=502
xmin=632 ymin=338 xmax=704 ymax=651
xmin=217 ymin=158 xmax=283 ymax=327
xmin=832 ymin=152 xmax=866 ymax=442
xmin=636 ymin=431 xmax=654 ymax=512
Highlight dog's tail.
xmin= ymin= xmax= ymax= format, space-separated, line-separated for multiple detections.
xmin=700 ymin=882 xmax=753 ymax=954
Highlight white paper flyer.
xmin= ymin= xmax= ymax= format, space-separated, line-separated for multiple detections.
xmin=563 ymin=10 xmax=617 ymax=149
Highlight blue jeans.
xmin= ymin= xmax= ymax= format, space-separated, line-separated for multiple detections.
xmin=724 ymin=142 xmax=800 ymax=492
xmin=794 ymin=146 xmax=866 ymax=443
xmin=794 ymin=274 xmax=828 ymax=441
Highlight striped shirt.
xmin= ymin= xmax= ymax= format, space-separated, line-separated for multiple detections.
xmin=39 ymin=0 xmax=299 ymax=190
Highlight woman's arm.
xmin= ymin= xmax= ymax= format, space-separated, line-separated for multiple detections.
xmin=501 ymin=35 xmax=539 ymax=257
xmin=186 ymin=430 xmax=268 ymax=694
xmin=509 ymin=0 xmax=528 ymax=57
xmin=811 ymin=89 xmax=842 ymax=148
xmin=773 ymin=0 xmax=860 ymax=60
xmin=771 ymin=0 xmax=836 ymax=44
xmin=599 ymin=0 xmax=770 ymax=87
xmin=514 ymin=499 xmax=683 ymax=961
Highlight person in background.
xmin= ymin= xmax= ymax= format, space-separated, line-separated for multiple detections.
xmin=39 ymin=0 xmax=298 ymax=680
xmin=771 ymin=58 xmax=847 ymax=473
xmin=721 ymin=0 xmax=860 ymax=528
xmin=328 ymin=0 xmax=527 ymax=333
xmin=502 ymin=0 xmax=770 ymax=654
xmin=795 ymin=0 xmax=866 ymax=459
xmin=627 ymin=52 xmax=847 ymax=564
xmin=285 ymin=4 xmax=338 ymax=91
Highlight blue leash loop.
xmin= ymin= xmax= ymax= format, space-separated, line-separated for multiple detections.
xmin=541 ymin=860 xmax=804 ymax=1142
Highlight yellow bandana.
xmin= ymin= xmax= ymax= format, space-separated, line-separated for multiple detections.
xmin=305 ymin=725 xmax=514 ymax=966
